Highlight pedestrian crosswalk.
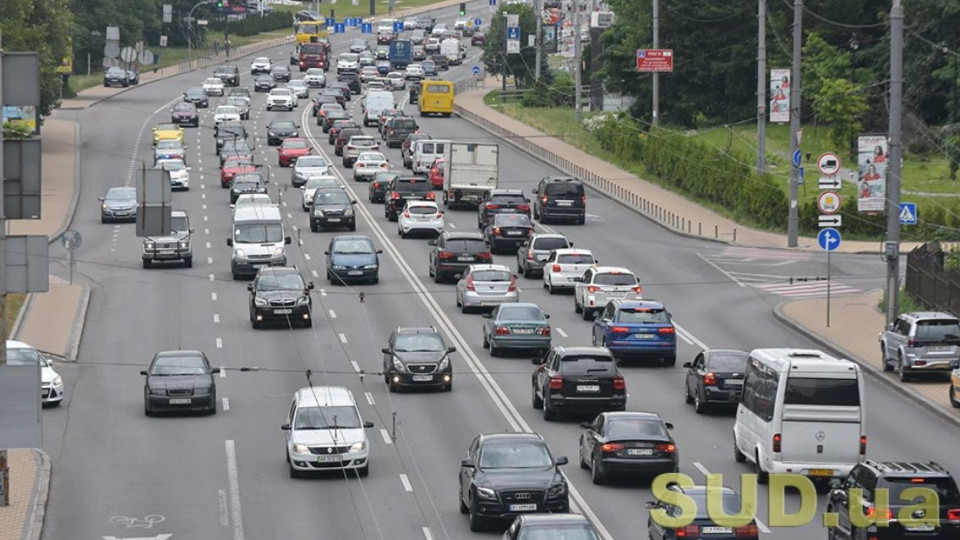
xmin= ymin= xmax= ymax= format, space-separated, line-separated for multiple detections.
xmin=751 ymin=280 xmax=861 ymax=298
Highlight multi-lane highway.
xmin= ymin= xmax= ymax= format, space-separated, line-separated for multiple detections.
xmin=37 ymin=3 xmax=953 ymax=539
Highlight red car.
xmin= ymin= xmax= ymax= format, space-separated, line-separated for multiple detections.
xmin=221 ymin=157 xmax=257 ymax=187
xmin=428 ymin=157 xmax=445 ymax=189
xmin=278 ymin=138 xmax=312 ymax=167
xmin=471 ymin=32 xmax=486 ymax=46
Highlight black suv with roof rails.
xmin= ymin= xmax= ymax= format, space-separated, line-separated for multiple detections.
xmin=532 ymin=177 xmax=586 ymax=225
xmin=214 ymin=65 xmax=241 ymax=86
xmin=827 ymin=460 xmax=960 ymax=540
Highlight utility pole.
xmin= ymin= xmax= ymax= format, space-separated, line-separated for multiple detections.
xmin=651 ymin=0 xmax=659 ymax=126
xmin=786 ymin=0 xmax=802 ymax=247
xmin=0 ymin=41 xmax=9 ymax=508
xmin=534 ymin=0 xmax=542 ymax=80
xmin=885 ymin=0 xmax=904 ymax=325
xmin=502 ymin=12 xmax=508 ymax=91
xmin=574 ymin=0 xmax=582 ymax=122
xmin=756 ymin=0 xmax=766 ymax=174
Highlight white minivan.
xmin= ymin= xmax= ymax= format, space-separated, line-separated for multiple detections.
xmin=733 ymin=348 xmax=866 ymax=483
xmin=363 ymin=90 xmax=395 ymax=127
xmin=227 ymin=204 xmax=291 ymax=280
xmin=282 ymin=386 xmax=374 ymax=478
xmin=412 ymin=139 xmax=449 ymax=174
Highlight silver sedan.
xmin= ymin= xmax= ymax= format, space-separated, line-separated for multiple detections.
xmin=455 ymin=264 xmax=519 ymax=313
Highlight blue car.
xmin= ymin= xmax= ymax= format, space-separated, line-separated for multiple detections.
xmin=324 ymin=234 xmax=382 ymax=285
xmin=591 ymin=298 xmax=676 ymax=365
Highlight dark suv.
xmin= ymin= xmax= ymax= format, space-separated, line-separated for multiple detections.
xmin=383 ymin=117 xmax=419 ymax=148
xmin=532 ymin=177 xmax=586 ymax=224
xmin=214 ymin=65 xmax=241 ymax=86
xmin=381 ymin=327 xmax=456 ymax=392
xmin=827 ymin=461 xmax=960 ymax=540
xmin=310 ymin=188 xmax=357 ymax=231
xmin=532 ymin=346 xmax=626 ymax=421
xmin=247 ymin=267 xmax=314 ymax=328
xmin=428 ymin=231 xmax=493 ymax=283
xmin=384 ymin=175 xmax=434 ymax=220
xmin=478 ymin=189 xmax=531 ymax=229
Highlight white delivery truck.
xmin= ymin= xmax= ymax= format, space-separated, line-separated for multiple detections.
xmin=440 ymin=38 xmax=461 ymax=65
xmin=442 ymin=142 xmax=499 ymax=209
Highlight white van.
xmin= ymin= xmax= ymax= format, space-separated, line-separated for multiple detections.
xmin=363 ymin=90 xmax=395 ymax=126
xmin=440 ymin=38 xmax=461 ymax=64
xmin=412 ymin=139 xmax=449 ymax=174
xmin=227 ymin=204 xmax=291 ymax=280
xmin=733 ymin=348 xmax=866 ymax=483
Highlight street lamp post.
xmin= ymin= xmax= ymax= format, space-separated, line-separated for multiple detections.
xmin=187 ymin=0 xmax=215 ymax=64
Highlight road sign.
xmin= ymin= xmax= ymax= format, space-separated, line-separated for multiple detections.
xmin=120 ymin=46 xmax=137 ymax=63
xmin=104 ymin=43 xmax=120 ymax=58
xmin=817 ymin=228 xmax=842 ymax=252
xmin=818 ymin=176 xmax=841 ymax=190
xmin=197 ymin=19 xmax=208 ymax=25
xmin=62 ymin=230 xmax=82 ymax=251
xmin=899 ymin=202 xmax=918 ymax=225
xmin=816 ymin=152 xmax=841 ymax=176
xmin=361 ymin=22 xmax=372 ymax=33
xmin=472 ymin=65 xmax=481 ymax=75
xmin=792 ymin=149 xmax=802 ymax=168
xmin=636 ymin=49 xmax=674 ymax=72
xmin=817 ymin=191 xmax=842 ymax=215
xmin=489 ymin=0 xmax=495 ymax=5
xmin=394 ymin=21 xmax=404 ymax=33
xmin=798 ymin=166 xmax=804 ymax=184
xmin=138 ymin=50 xmax=154 ymax=65
xmin=507 ymin=27 xmax=520 ymax=40
xmin=326 ymin=17 xmax=335 ymax=26
xmin=335 ymin=23 xmax=346 ymax=33
xmin=819 ymin=215 xmax=843 ymax=228
xmin=474 ymin=17 xmax=482 ymax=26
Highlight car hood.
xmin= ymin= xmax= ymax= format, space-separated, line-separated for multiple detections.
xmin=270 ymin=128 xmax=298 ymax=135
xmin=393 ymin=350 xmax=447 ymax=364
xmin=474 ymin=466 xmax=562 ymax=490
xmin=330 ymin=253 xmax=376 ymax=266
xmin=291 ymin=427 xmax=366 ymax=447
xmin=147 ymin=374 xmax=213 ymax=391
xmin=145 ymin=232 xmax=189 ymax=243
xmin=104 ymin=199 xmax=136 ymax=208
xmin=41 ymin=365 xmax=59 ymax=385
xmin=296 ymin=165 xmax=329 ymax=176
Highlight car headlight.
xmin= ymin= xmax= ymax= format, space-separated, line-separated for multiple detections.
xmin=273 ymin=247 xmax=284 ymax=257
xmin=363 ymin=264 xmax=378 ymax=270
xmin=234 ymin=249 xmax=247 ymax=258
xmin=547 ymin=482 xmax=567 ymax=498
xmin=297 ymin=295 xmax=310 ymax=305
xmin=292 ymin=443 xmax=309 ymax=454
xmin=344 ymin=208 xmax=354 ymax=217
xmin=350 ymin=441 xmax=366 ymax=452
xmin=179 ymin=240 xmax=190 ymax=249
xmin=438 ymin=356 xmax=449 ymax=371
xmin=475 ymin=486 xmax=496 ymax=499
xmin=254 ymin=297 xmax=268 ymax=307
xmin=292 ymin=131 xmax=299 ymax=137
xmin=101 ymin=203 xmax=108 ymax=211
xmin=267 ymin=131 xmax=276 ymax=137
xmin=333 ymin=264 xmax=347 ymax=270
xmin=144 ymin=242 xmax=155 ymax=250
xmin=391 ymin=357 xmax=405 ymax=372
xmin=314 ymin=208 xmax=324 ymax=216
xmin=52 ymin=376 xmax=62 ymax=387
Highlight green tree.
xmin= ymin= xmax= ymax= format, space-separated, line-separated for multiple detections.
xmin=481 ymin=4 xmax=541 ymax=87
xmin=812 ymin=77 xmax=870 ymax=155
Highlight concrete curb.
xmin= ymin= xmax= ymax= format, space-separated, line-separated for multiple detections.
xmin=47 ymin=121 xmax=82 ymax=247
xmin=10 ymin=292 xmax=33 ymax=341
xmin=64 ymin=285 xmax=91 ymax=362
xmin=22 ymin=449 xmax=50 ymax=540
xmin=772 ymin=298 xmax=960 ymax=429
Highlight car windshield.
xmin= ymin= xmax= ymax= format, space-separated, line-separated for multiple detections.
xmin=498 ymin=306 xmax=545 ymax=322
xmin=5 ymin=347 xmax=47 ymax=366
xmin=340 ymin=53 xmax=359 ymax=62
xmin=255 ymin=57 xmax=269 ymax=63
xmin=173 ymin=104 xmax=194 ymax=112
xmin=155 ymin=124 xmax=177 ymax=131
xmin=594 ymin=273 xmax=637 ymax=286
xmin=171 ymin=216 xmax=189 ymax=233
xmin=471 ymin=269 xmax=511 ymax=282
xmin=289 ymin=80 xmax=307 ymax=87
xmin=616 ymin=308 xmax=669 ymax=324
xmin=494 ymin=214 xmax=532 ymax=227
xmin=257 ymin=76 xmax=273 ymax=83
xmin=235 ymin=223 xmax=283 ymax=243
xmin=258 ymin=273 xmax=304 ymax=291
xmin=605 ymin=419 xmax=668 ymax=440
xmin=217 ymin=106 xmax=239 ymax=115
xmin=236 ymin=195 xmax=270 ymax=206
xmin=306 ymin=69 xmax=323 ymax=76
xmin=106 ymin=188 xmax=136 ymax=200
xmin=305 ymin=177 xmax=338 ymax=189
xmin=407 ymin=205 xmax=437 ymax=215
xmin=533 ymin=237 xmax=569 ymax=250
xmin=561 ymin=355 xmax=616 ymax=376
xmin=297 ymin=157 xmax=328 ymax=168
xmin=294 ymin=405 xmax=362 ymax=429
xmin=272 ymin=89 xmax=292 ymax=95
xmin=332 ymin=238 xmax=374 ymax=254
xmin=394 ymin=333 xmax=445 ymax=352
xmin=282 ymin=140 xmax=309 ymax=149
xmin=156 ymin=140 xmax=181 ymax=149
xmin=315 ymin=191 xmax=351 ymax=205
xmin=271 ymin=121 xmax=296 ymax=130
xmin=151 ymin=354 xmax=207 ymax=375
xmin=227 ymin=98 xmax=247 ymax=107
xmin=185 ymin=88 xmax=204 ymax=97
xmin=479 ymin=442 xmax=552 ymax=469
xmin=705 ymin=352 xmax=749 ymax=372
xmin=518 ymin=525 xmax=598 ymax=540
xmin=445 ymin=239 xmax=487 ymax=252
xmin=158 ymin=161 xmax=185 ymax=171
xmin=916 ymin=319 xmax=960 ymax=341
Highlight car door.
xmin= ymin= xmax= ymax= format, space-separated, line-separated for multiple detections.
xmin=833 ymin=466 xmax=867 ymax=538
xmin=285 ymin=398 xmax=298 ymax=449
xmin=886 ymin=317 xmax=907 ymax=359
xmin=430 ymin=236 xmax=442 ymax=270
xmin=534 ymin=351 xmax=554 ymax=399
xmin=687 ymin=352 xmax=705 ymax=398
xmin=460 ymin=436 xmax=480 ymax=502
xmin=383 ymin=331 xmax=396 ymax=373
xmin=576 ymin=268 xmax=594 ymax=307
xmin=593 ymin=303 xmax=616 ymax=344
xmin=581 ymin=414 xmax=603 ymax=463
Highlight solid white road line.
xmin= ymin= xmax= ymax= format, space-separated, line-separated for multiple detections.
xmin=224 ymin=440 xmax=246 ymax=540
xmin=399 ymin=473 xmax=413 ymax=492
xmin=422 ymin=527 xmax=434 ymax=540
xmin=380 ymin=428 xmax=393 ymax=445
xmin=219 ymin=488 xmax=230 ymax=527
xmin=320 ymin=289 xmax=328 ymax=297
xmin=697 ymin=252 xmax=747 ymax=288
xmin=216 ymin=338 xmax=223 ymax=348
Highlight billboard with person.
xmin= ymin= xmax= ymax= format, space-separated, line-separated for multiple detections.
xmin=769 ymin=68 xmax=790 ymax=123
xmin=857 ymin=135 xmax=888 ymax=213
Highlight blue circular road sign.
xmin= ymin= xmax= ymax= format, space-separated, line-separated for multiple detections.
xmin=817 ymin=228 xmax=842 ymax=252
xmin=472 ymin=65 xmax=481 ymax=75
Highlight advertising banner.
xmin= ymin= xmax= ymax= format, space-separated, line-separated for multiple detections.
xmin=857 ymin=135 xmax=888 ymax=213
xmin=769 ymin=68 xmax=790 ymax=123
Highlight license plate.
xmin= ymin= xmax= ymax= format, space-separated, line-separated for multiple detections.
xmin=509 ymin=504 xmax=537 ymax=512
xmin=577 ymin=385 xmax=600 ymax=392
xmin=701 ymin=526 xmax=733 ymax=534
xmin=627 ymin=448 xmax=654 ymax=456
xmin=316 ymin=455 xmax=341 ymax=463
xmin=906 ymin=525 xmax=935 ymax=532
xmin=929 ymin=346 xmax=951 ymax=351
xmin=274 ymin=309 xmax=292 ymax=315
xmin=726 ymin=379 xmax=744 ymax=386
xmin=808 ymin=469 xmax=834 ymax=477
xmin=458 ymin=257 xmax=473 ymax=262
xmin=169 ymin=398 xmax=191 ymax=405
xmin=326 ymin=218 xmax=341 ymax=222
xmin=513 ymin=328 xmax=534 ymax=334
xmin=556 ymin=200 xmax=573 ymax=206
xmin=633 ymin=334 xmax=654 ymax=339
xmin=348 ymin=270 xmax=363 ymax=276
xmin=412 ymin=375 xmax=433 ymax=382
xmin=506 ymin=231 xmax=522 ymax=236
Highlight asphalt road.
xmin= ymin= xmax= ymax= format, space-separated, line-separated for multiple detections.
xmin=37 ymin=4 xmax=952 ymax=540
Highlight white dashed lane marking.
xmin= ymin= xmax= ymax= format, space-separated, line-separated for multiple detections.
xmin=216 ymin=338 xmax=223 ymax=349
xmin=399 ymin=474 xmax=413 ymax=492
xmin=380 ymin=428 xmax=393 ymax=445
xmin=328 ymin=309 xmax=337 ymax=319
xmin=338 ymin=332 xmax=348 ymax=344
xmin=555 ymin=328 xmax=568 ymax=338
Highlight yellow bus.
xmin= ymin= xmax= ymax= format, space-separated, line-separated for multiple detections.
xmin=294 ymin=20 xmax=328 ymax=45
xmin=418 ymin=80 xmax=455 ymax=116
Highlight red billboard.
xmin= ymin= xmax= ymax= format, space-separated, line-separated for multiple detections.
xmin=636 ymin=49 xmax=674 ymax=72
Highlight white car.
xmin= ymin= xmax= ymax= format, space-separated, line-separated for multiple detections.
xmin=386 ymin=71 xmax=406 ymax=90
xmin=301 ymin=175 xmax=342 ymax=211
xmin=232 ymin=193 xmax=273 ymax=211
xmin=453 ymin=18 xmax=468 ymax=30
xmin=266 ymin=88 xmax=297 ymax=111
xmin=337 ymin=53 xmax=360 ymax=73
xmin=398 ymin=200 xmax=444 ymax=238
xmin=303 ymin=68 xmax=326 ymax=87
xmin=542 ymin=248 xmax=597 ymax=293
xmin=404 ymin=63 xmax=425 ymax=80
xmin=283 ymin=386 xmax=372 ymax=478
xmin=343 ymin=136 xmax=379 ymax=167
xmin=359 ymin=66 xmax=379 ymax=83
xmin=251 ymin=56 xmax=272 ymax=74
xmin=287 ymin=79 xmax=310 ymax=98
xmin=214 ymin=105 xmax=241 ymax=123
xmin=7 ymin=340 xmax=64 ymax=406
xmin=155 ymin=158 xmax=190 ymax=190
xmin=424 ymin=37 xmax=441 ymax=53
xmin=573 ymin=266 xmax=642 ymax=320
xmin=353 ymin=151 xmax=389 ymax=181
xmin=291 ymin=155 xmax=332 ymax=187
xmin=431 ymin=23 xmax=447 ymax=36
xmin=202 ymin=77 xmax=224 ymax=96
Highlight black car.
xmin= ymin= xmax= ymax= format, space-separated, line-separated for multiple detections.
xmin=254 ymin=75 xmax=276 ymax=92
xmin=335 ymin=127 xmax=364 ymax=156
xmin=247 ymin=267 xmax=313 ymax=328
xmin=324 ymin=234 xmax=381 ymax=284
xmin=214 ymin=65 xmax=241 ymax=86
xmin=329 ymin=81 xmax=353 ymax=100
xmin=170 ymin=102 xmax=199 ymax=127
xmin=370 ymin=170 xmax=400 ymax=203
xmin=270 ymin=64 xmax=292 ymax=82
xmin=215 ymin=123 xmax=247 ymax=155
xmin=321 ymin=109 xmax=350 ymax=131
xmin=310 ymin=188 xmax=357 ymax=231
xmin=477 ymin=189 xmax=531 ymax=229
xmin=382 ymin=327 xmax=455 ymax=391
xmin=428 ymin=231 xmax=492 ymax=283
xmin=337 ymin=71 xmax=363 ymax=94
xmin=384 ymin=175 xmax=434 ymax=220
xmin=311 ymin=94 xmax=340 ymax=117
xmin=683 ymin=349 xmax=749 ymax=413
xmin=219 ymin=139 xmax=254 ymax=166
xmin=266 ymin=119 xmax=299 ymax=146
xmin=483 ymin=213 xmax=535 ymax=254
xmin=504 ymin=515 xmax=600 ymax=540
xmin=103 ymin=66 xmax=130 ymax=87
xmin=430 ymin=54 xmax=449 ymax=70
xmin=579 ymin=412 xmax=677 ymax=483
xmin=383 ymin=117 xmax=419 ymax=148
xmin=646 ymin=485 xmax=759 ymax=540
xmin=826 ymin=461 xmax=960 ymax=540
xmin=459 ymin=433 xmax=569 ymax=531
xmin=230 ymin=174 xmax=268 ymax=204
xmin=409 ymin=83 xmax=421 ymax=104
xmin=183 ymin=86 xmax=209 ymax=108
xmin=320 ymin=87 xmax=346 ymax=108
xmin=532 ymin=177 xmax=586 ymax=224
xmin=141 ymin=350 xmax=219 ymax=416
xmin=532 ymin=346 xmax=626 ymax=421
xmin=329 ymin=120 xmax=360 ymax=144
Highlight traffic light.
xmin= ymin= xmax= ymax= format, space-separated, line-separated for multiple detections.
xmin=459 ymin=2 xmax=466 ymax=15
xmin=217 ymin=0 xmax=223 ymax=7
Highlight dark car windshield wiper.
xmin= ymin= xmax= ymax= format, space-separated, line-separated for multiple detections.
xmin=411 ymin=349 xmax=442 ymax=353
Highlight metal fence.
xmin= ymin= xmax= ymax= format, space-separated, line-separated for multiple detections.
xmin=905 ymin=241 xmax=960 ymax=314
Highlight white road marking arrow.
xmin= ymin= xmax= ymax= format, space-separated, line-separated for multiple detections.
xmin=103 ymin=535 xmax=172 ymax=540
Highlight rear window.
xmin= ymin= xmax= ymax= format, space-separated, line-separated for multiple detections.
xmin=445 ymin=239 xmax=487 ymax=252
xmin=557 ymin=253 xmax=594 ymax=264
xmin=471 ymin=270 xmax=511 ymax=282
xmin=705 ymin=352 xmax=749 ymax=372
xmin=490 ymin=194 xmax=526 ymax=204
xmin=915 ymin=319 xmax=960 ymax=341
xmin=880 ymin=478 xmax=960 ymax=505
xmin=494 ymin=214 xmax=532 ymax=227
xmin=408 ymin=205 xmax=437 ymax=215
xmin=594 ymin=273 xmax=637 ymax=286
xmin=605 ymin=419 xmax=668 ymax=440
xmin=544 ymin=181 xmax=584 ymax=196
xmin=497 ymin=306 xmax=545 ymax=321
xmin=421 ymin=142 xmax=445 ymax=154
xmin=533 ymin=237 xmax=569 ymax=250
xmin=616 ymin=308 xmax=669 ymax=324
xmin=560 ymin=355 xmax=616 ymax=376
xmin=393 ymin=119 xmax=417 ymax=129
xmin=783 ymin=377 xmax=860 ymax=406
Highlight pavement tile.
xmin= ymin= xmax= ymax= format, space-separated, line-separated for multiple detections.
xmin=0 ymin=449 xmax=38 ymax=540
xmin=14 ymin=277 xmax=87 ymax=360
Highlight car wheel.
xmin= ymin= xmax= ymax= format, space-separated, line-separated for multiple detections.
xmin=289 ymin=463 xmax=302 ymax=479
xmin=482 ymin=332 xmax=489 ymax=349
xmin=694 ymin=391 xmax=706 ymax=414
xmin=591 ymin=454 xmax=605 ymax=484
xmin=303 ymin=318 xmax=313 ymax=328
xmin=733 ymin=439 xmax=747 ymax=463
xmin=461 ymin=302 xmax=471 ymax=314
xmin=548 ymin=281 xmax=557 ymax=295
xmin=183 ymin=257 xmax=193 ymax=269
xmin=144 ymin=399 xmax=153 ymax=417
xmin=755 ymin=452 xmax=769 ymax=484
xmin=543 ymin=399 xmax=557 ymax=421
xmin=142 ymin=259 xmax=152 ymax=269
xmin=459 ymin=493 xmax=469 ymax=514
xmin=532 ymin=384 xmax=543 ymax=409
xmin=349 ymin=223 xmax=356 ymax=232
xmin=433 ymin=272 xmax=443 ymax=284
xmin=574 ymin=297 xmax=581 ymax=312
xmin=684 ymin=382 xmax=694 ymax=404
xmin=581 ymin=307 xmax=593 ymax=320
xmin=951 ymin=386 xmax=960 ymax=408
xmin=898 ymin=356 xmax=912 ymax=382
xmin=579 ymin=443 xmax=589 ymax=469
xmin=881 ymin=344 xmax=893 ymax=372
xmin=468 ymin=495 xmax=485 ymax=532
xmin=489 ymin=343 xmax=499 ymax=356
xmin=664 ymin=354 xmax=676 ymax=367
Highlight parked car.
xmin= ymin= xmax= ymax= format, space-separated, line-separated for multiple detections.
xmin=6 ymin=340 xmax=64 ymax=406
xmin=580 ymin=411 xmax=678 ymax=483
xmin=880 ymin=311 xmax=960 ymax=381
xmin=381 ymin=327 xmax=455 ymax=392
xmin=532 ymin=346 xmax=626 ymax=421
xmin=141 ymin=350 xmax=219 ymax=416
xmin=455 ymin=264 xmax=518 ymax=313
xmin=482 ymin=303 xmax=551 ymax=356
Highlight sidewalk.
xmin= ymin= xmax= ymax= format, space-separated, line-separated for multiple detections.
xmin=0 ymin=449 xmax=49 ymax=540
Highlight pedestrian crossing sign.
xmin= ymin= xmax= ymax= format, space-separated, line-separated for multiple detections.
xmin=899 ymin=202 xmax=917 ymax=225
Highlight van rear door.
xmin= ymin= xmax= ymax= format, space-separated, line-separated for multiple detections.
xmin=779 ymin=374 xmax=862 ymax=473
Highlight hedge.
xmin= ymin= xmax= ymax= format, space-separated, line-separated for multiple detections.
xmin=209 ymin=12 xmax=291 ymax=37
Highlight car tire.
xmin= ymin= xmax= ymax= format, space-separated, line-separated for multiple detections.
xmin=433 ymin=271 xmax=443 ymax=284
xmin=310 ymin=223 xmax=318 ymax=233
xmin=468 ymin=496 xmax=485 ymax=532
xmin=482 ymin=332 xmax=489 ymax=349
xmin=289 ymin=463 xmax=302 ymax=479
xmin=303 ymin=318 xmax=313 ymax=328
xmin=574 ymin=297 xmax=582 ymax=312
xmin=349 ymin=223 xmax=356 ymax=232
xmin=183 ymin=257 xmax=193 ymax=268
xmin=489 ymin=343 xmax=499 ymax=356
xmin=459 ymin=493 xmax=469 ymax=514
xmin=694 ymin=391 xmax=706 ymax=414
xmin=664 ymin=354 xmax=676 ymax=367
xmin=733 ymin=440 xmax=746 ymax=463
xmin=898 ymin=356 xmax=912 ymax=382
xmin=755 ymin=452 xmax=769 ymax=484
xmin=581 ymin=307 xmax=593 ymax=321
xmin=388 ymin=381 xmax=397 ymax=392
xmin=532 ymin=384 xmax=543 ymax=409
xmin=684 ymin=382 xmax=694 ymax=404
xmin=543 ymin=399 xmax=557 ymax=421
xmin=881 ymin=343 xmax=893 ymax=372
xmin=142 ymin=259 xmax=152 ymax=269
xmin=579 ymin=443 xmax=589 ymax=469
xmin=591 ymin=454 xmax=605 ymax=485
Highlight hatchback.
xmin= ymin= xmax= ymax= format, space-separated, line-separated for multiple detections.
xmin=574 ymin=266 xmax=641 ymax=320
xmin=6 ymin=340 xmax=64 ymax=406
xmin=282 ymin=386 xmax=374 ymax=478
xmin=482 ymin=303 xmax=551 ymax=356
xmin=646 ymin=486 xmax=759 ymax=540
xmin=397 ymin=200 xmax=444 ymax=238
xmin=325 ymin=234 xmax=382 ymax=284
xmin=516 ymin=234 xmax=572 ymax=278
xmin=456 ymin=264 xmax=519 ymax=313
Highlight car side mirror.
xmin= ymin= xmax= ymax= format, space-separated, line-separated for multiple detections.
xmin=665 ymin=422 xmax=674 ymax=430
xmin=579 ymin=422 xmax=591 ymax=429
xmin=140 ymin=370 xmax=148 ymax=376
xmin=211 ymin=367 xmax=221 ymax=374
xmin=555 ymin=456 xmax=568 ymax=466
xmin=481 ymin=313 xmax=492 ymax=319
xmin=568 ymin=241 xmax=573 ymax=246
xmin=189 ymin=227 xmax=195 ymax=233
xmin=281 ymin=423 xmax=291 ymax=431
xmin=351 ymin=200 xmax=357 ymax=205
xmin=682 ymin=362 xmax=692 ymax=368
xmin=324 ymin=251 xmax=331 ymax=255
xmin=247 ymin=283 xmax=254 ymax=292
xmin=307 ymin=282 xmax=315 ymax=290
xmin=531 ymin=188 xmax=538 ymax=194
xmin=544 ymin=314 xmax=550 ymax=319
xmin=644 ymin=501 xmax=659 ymax=509
xmin=226 ymin=238 xmax=233 ymax=247
xmin=573 ymin=277 xmax=583 ymax=282
xmin=427 ymin=239 xmax=437 ymax=246
xmin=381 ymin=347 xmax=391 ymax=354
xmin=447 ymin=346 xmax=457 ymax=353
xmin=461 ymin=458 xmax=475 ymax=468
xmin=284 ymin=236 xmax=292 ymax=245
xmin=376 ymin=249 xmax=383 ymax=254
xmin=363 ymin=421 xmax=374 ymax=428
xmin=532 ymin=356 xmax=545 ymax=365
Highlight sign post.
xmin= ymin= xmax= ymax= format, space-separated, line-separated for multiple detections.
xmin=818 ymin=227 xmax=842 ymax=328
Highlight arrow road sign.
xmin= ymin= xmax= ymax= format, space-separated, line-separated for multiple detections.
xmin=819 ymin=215 xmax=843 ymax=228
xmin=361 ymin=22 xmax=372 ymax=33
xmin=899 ymin=202 xmax=918 ymax=225
xmin=818 ymin=176 xmax=841 ymax=190
xmin=472 ymin=65 xmax=480 ymax=75
xmin=793 ymin=149 xmax=802 ymax=168
xmin=817 ymin=228 xmax=842 ymax=252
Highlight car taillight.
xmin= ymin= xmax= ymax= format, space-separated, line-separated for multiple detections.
xmin=426 ymin=192 xmax=436 ymax=200
xmin=552 ymin=264 xmax=561 ymax=272
xmin=703 ymin=372 xmax=716 ymax=385
xmin=542 ymin=195 xmax=548 ymax=205
xmin=581 ymin=195 xmax=586 ymax=204
xmin=655 ymin=443 xmax=676 ymax=453
xmin=865 ymin=507 xmax=893 ymax=521
xmin=438 ymin=251 xmax=454 ymax=260
xmin=477 ymin=252 xmax=492 ymax=261
xmin=600 ymin=443 xmax=623 ymax=453
xmin=610 ymin=326 xmax=630 ymax=333
xmin=356 ymin=163 xmax=365 ymax=168
xmin=658 ymin=326 xmax=675 ymax=334
xmin=734 ymin=524 xmax=758 ymax=537
xmin=403 ymin=211 xmax=411 ymax=218
xmin=676 ymin=525 xmax=699 ymax=537
xmin=548 ymin=376 xmax=563 ymax=390
xmin=507 ymin=277 xmax=517 ymax=292
xmin=495 ymin=326 xmax=510 ymax=335
xmin=537 ymin=326 xmax=551 ymax=336
xmin=493 ymin=226 xmax=501 ymax=236
xmin=518 ymin=204 xmax=530 ymax=212
xmin=380 ymin=163 xmax=388 ymax=168
xmin=587 ymin=285 xmax=600 ymax=293
xmin=372 ymin=182 xmax=380 ymax=188
xmin=485 ymin=203 xmax=500 ymax=210
xmin=391 ymin=192 xmax=401 ymax=199
xmin=435 ymin=212 xmax=443 ymax=218
xmin=907 ymin=338 xmax=917 ymax=346
xmin=860 ymin=435 xmax=867 ymax=455
xmin=466 ymin=276 xmax=476 ymax=291
xmin=346 ymin=145 xmax=355 ymax=150
xmin=947 ymin=508 xmax=960 ymax=520
xmin=772 ymin=433 xmax=782 ymax=453
xmin=613 ymin=375 xmax=625 ymax=390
